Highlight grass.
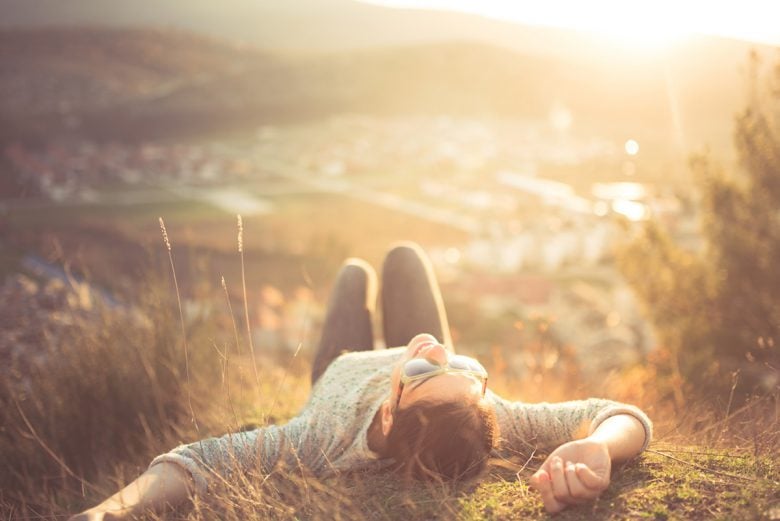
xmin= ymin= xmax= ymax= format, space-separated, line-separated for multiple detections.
xmin=3 ymin=186 xmax=470 ymax=297
xmin=5 ymin=187 xmax=468 ymax=262
xmin=168 ymin=439 xmax=780 ymax=520
xmin=1 ymin=211 xmax=778 ymax=520
xmin=2 ymin=284 xmax=777 ymax=520
xmin=464 ymin=447 xmax=779 ymax=520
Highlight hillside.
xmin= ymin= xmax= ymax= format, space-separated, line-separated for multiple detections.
xmin=1 ymin=251 xmax=778 ymax=519
xmin=0 ymin=0 xmax=693 ymax=57
xmin=0 ymin=28 xmax=265 ymax=117
xmin=0 ymin=27 xmax=755 ymax=159
xmin=0 ymin=0 xmax=775 ymax=59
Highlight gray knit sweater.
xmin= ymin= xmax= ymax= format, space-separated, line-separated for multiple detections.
xmin=151 ymin=347 xmax=652 ymax=493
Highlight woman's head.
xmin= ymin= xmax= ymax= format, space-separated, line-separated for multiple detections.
xmin=385 ymin=398 xmax=497 ymax=480
xmin=379 ymin=334 xmax=498 ymax=480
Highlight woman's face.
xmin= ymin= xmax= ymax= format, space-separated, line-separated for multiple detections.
xmin=389 ymin=334 xmax=485 ymax=411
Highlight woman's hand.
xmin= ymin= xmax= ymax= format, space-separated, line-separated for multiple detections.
xmin=529 ymin=439 xmax=611 ymax=513
xmin=66 ymin=463 xmax=193 ymax=521
xmin=68 ymin=507 xmax=131 ymax=521
xmin=67 ymin=508 xmax=114 ymax=521
xmin=529 ymin=414 xmax=647 ymax=514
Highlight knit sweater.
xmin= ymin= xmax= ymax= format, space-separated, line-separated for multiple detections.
xmin=151 ymin=347 xmax=653 ymax=494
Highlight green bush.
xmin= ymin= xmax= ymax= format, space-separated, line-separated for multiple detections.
xmin=619 ymin=54 xmax=780 ymax=400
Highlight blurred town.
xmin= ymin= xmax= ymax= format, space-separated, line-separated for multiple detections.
xmin=2 ymin=114 xmax=707 ymax=380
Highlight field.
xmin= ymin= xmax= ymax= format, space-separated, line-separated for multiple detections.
xmin=2 ymin=186 xmax=779 ymax=520
xmin=2 ymin=183 xmax=470 ymax=297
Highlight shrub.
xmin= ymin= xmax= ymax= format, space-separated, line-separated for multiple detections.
xmin=619 ymin=54 xmax=780 ymax=401
xmin=0 ymin=277 xmax=217 ymax=512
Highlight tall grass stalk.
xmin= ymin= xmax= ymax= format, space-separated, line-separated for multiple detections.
xmin=159 ymin=217 xmax=198 ymax=432
xmin=266 ymin=342 xmax=304 ymax=423
xmin=220 ymin=275 xmax=241 ymax=428
xmin=222 ymin=275 xmax=243 ymax=357
xmin=237 ymin=215 xmax=261 ymax=396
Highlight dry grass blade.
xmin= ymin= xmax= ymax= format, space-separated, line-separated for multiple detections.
xmin=222 ymin=276 xmax=242 ymax=356
xmin=221 ymin=275 xmax=244 ymax=428
xmin=647 ymin=448 xmax=777 ymax=484
xmin=159 ymin=217 xmax=198 ymax=432
xmin=266 ymin=342 xmax=304 ymax=424
xmin=12 ymin=399 xmax=98 ymax=495
xmin=237 ymin=215 xmax=261 ymax=396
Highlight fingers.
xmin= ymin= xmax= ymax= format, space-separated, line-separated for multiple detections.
xmin=531 ymin=458 xmax=610 ymax=513
xmin=576 ymin=462 xmax=609 ymax=490
xmin=549 ymin=456 xmax=572 ymax=504
xmin=565 ymin=462 xmax=602 ymax=501
xmin=530 ymin=468 xmax=565 ymax=513
xmin=551 ymin=457 xmax=596 ymax=505
xmin=67 ymin=513 xmax=103 ymax=521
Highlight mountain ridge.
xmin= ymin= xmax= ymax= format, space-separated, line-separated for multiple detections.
xmin=0 ymin=26 xmax=753 ymax=159
xmin=0 ymin=0 xmax=772 ymax=59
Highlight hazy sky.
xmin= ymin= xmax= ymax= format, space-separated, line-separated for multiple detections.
xmin=362 ymin=0 xmax=780 ymax=47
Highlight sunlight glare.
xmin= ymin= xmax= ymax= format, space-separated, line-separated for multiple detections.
xmin=549 ymin=102 xmax=573 ymax=133
xmin=612 ymin=199 xmax=648 ymax=221
xmin=362 ymin=0 xmax=780 ymax=48
xmin=444 ymin=247 xmax=461 ymax=264
xmin=625 ymin=139 xmax=640 ymax=156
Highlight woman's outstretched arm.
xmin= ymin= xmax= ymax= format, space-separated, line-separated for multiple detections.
xmin=68 ymin=462 xmax=193 ymax=521
xmin=529 ymin=413 xmax=646 ymax=513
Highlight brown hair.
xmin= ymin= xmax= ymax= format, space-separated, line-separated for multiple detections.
xmin=385 ymin=398 xmax=498 ymax=481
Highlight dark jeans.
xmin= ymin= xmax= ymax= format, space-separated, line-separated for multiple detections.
xmin=311 ymin=242 xmax=453 ymax=384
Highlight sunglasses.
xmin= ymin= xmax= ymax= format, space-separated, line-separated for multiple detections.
xmin=395 ymin=355 xmax=488 ymax=409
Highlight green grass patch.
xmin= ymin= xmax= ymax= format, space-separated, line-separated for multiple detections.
xmin=163 ymin=444 xmax=779 ymax=520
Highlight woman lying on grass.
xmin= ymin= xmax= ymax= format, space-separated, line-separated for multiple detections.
xmin=71 ymin=242 xmax=651 ymax=519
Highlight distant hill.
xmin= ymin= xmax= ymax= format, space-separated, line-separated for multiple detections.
xmin=0 ymin=28 xmax=265 ymax=115
xmin=0 ymin=26 xmax=758 ymax=162
xmin=0 ymin=0 xmax=679 ymax=58
xmin=0 ymin=28 xmax=270 ymax=141
xmin=0 ymin=0 xmax=772 ymax=63
xmin=1 ymin=0 xmax=771 ymax=159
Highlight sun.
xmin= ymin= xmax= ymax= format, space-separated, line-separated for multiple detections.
xmin=484 ymin=0 xmax=692 ymax=51
xmin=592 ymin=19 xmax=688 ymax=50
xmin=571 ymin=4 xmax=690 ymax=50
xmin=592 ymin=26 xmax=686 ymax=51
xmin=362 ymin=0 xmax=780 ymax=48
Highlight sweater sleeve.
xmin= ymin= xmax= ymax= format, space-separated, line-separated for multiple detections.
xmin=491 ymin=395 xmax=653 ymax=457
xmin=149 ymin=416 xmax=310 ymax=495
